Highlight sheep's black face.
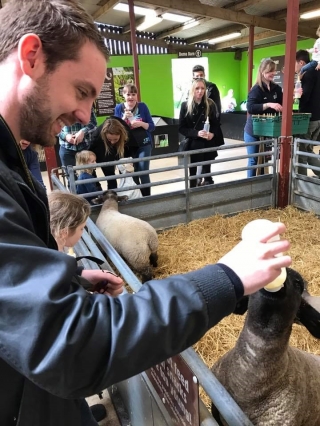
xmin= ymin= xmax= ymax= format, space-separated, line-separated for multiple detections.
xmin=246 ymin=268 xmax=305 ymax=337
xmin=103 ymin=190 xmax=118 ymax=202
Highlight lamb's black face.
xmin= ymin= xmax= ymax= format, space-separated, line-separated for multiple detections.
xmin=103 ymin=190 xmax=118 ymax=202
xmin=246 ymin=268 xmax=305 ymax=336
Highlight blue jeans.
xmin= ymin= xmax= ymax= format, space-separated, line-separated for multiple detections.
xmin=132 ymin=144 xmax=152 ymax=196
xmin=244 ymin=132 xmax=260 ymax=178
xmin=59 ymin=145 xmax=77 ymax=168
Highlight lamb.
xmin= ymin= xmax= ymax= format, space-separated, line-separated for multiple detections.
xmin=93 ymin=190 xmax=158 ymax=282
xmin=211 ymin=268 xmax=320 ymax=426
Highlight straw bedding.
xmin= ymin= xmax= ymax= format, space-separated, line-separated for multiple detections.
xmin=153 ymin=206 xmax=320 ymax=406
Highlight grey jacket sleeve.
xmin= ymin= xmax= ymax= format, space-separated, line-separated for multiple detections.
xmin=0 ymin=185 xmax=238 ymax=400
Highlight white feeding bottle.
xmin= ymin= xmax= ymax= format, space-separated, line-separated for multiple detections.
xmin=203 ymin=117 xmax=210 ymax=133
xmin=241 ymin=219 xmax=287 ymax=292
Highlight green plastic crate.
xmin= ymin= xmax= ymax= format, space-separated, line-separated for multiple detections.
xmin=252 ymin=113 xmax=311 ymax=137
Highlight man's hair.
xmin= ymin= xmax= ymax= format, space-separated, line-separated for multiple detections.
xmin=296 ymin=50 xmax=310 ymax=64
xmin=48 ymin=191 xmax=90 ymax=240
xmin=192 ymin=64 xmax=205 ymax=74
xmin=0 ymin=0 xmax=109 ymax=71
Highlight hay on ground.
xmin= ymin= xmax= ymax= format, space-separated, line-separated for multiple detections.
xmin=154 ymin=206 xmax=320 ymax=407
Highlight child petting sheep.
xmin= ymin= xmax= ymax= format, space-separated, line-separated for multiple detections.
xmin=211 ymin=268 xmax=320 ymax=426
xmin=93 ymin=190 xmax=158 ymax=282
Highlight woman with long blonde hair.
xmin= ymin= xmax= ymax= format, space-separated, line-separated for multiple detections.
xmin=244 ymin=58 xmax=283 ymax=177
xmin=179 ymin=77 xmax=224 ymax=187
xmin=90 ymin=116 xmax=131 ymax=189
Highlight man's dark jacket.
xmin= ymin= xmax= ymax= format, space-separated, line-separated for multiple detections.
xmin=206 ymin=81 xmax=222 ymax=117
xmin=299 ymin=66 xmax=320 ymax=121
xmin=0 ymin=117 xmax=239 ymax=425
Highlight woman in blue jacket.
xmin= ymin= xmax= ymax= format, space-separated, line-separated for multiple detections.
xmin=244 ymin=59 xmax=283 ymax=177
xmin=114 ymin=84 xmax=155 ymax=196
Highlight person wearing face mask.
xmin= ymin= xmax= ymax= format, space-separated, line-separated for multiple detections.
xmin=244 ymin=59 xmax=283 ymax=178
xmin=114 ymin=84 xmax=155 ymax=197
xmin=90 ymin=117 xmax=133 ymax=190
xmin=179 ymin=78 xmax=224 ymax=188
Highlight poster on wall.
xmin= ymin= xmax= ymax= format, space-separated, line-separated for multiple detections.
xmin=172 ymin=57 xmax=208 ymax=119
xmin=94 ymin=67 xmax=134 ymax=117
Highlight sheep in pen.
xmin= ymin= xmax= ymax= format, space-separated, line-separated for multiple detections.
xmin=154 ymin=206 xmax=320 ymax=425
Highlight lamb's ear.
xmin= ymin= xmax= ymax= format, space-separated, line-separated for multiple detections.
xmin=118 ymin=195 xmax=129 ymax=202
xmin=295 ymin=290 xmax=320 ymax=338
xmin=91 ymin=195 xmax=104 ymax=205
xmin=233 ymin=295 xmax=249 ymax=315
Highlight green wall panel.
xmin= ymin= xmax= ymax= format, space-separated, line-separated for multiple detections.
xmin=239 ymin=38 xmax=314 ymax=102
xmin=95 ymin=38 xmax=314 ymax=125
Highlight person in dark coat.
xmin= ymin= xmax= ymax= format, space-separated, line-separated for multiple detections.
xmin=192 ymin=64 xmax=222 ymax=118
xmin=0 ymin=1 xmax=292 ymax=425
xmin=244 ymin=59 xmax=283 ymax=178
xmin=295 ymin=49 xmax=320 ymax=177
xmin=90 ymin=116 xmax=133 ymax=189
xmin=179 ymin=78 xmax=224 ymax=188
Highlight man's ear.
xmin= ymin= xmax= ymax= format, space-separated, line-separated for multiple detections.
xmin=17 ymin=34 xmax=45 ymax=77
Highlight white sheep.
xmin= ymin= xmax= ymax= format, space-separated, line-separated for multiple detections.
xmin=211 ymin=268 xmax=320 ymax=426
xmin=93 ymin=190 xmax=158 ymax=282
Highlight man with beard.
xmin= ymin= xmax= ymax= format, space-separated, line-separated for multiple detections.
xmin=0 ymin=1 xmax=291 ymax=426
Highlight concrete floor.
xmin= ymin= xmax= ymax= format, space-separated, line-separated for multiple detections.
xmin=43 ymin=138 xmax=248 ymax=193
xmin=86 ymin=391 xmax=121 ymax=426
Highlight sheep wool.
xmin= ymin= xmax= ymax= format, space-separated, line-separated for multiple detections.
xmin=95 ymin=190 xmax=158 ymax=282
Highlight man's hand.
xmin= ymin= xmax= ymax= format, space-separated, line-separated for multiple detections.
xmin=74 ymin=129 xmax=85 ymax=144
xmin=218 ymin=222 xmax=291 ymax=295
xmin=81 ymin=269 xmax=124 ymax=297
xmin=66 ymin=133 xmax=76 ymax=143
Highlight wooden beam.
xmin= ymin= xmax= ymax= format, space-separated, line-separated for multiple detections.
xmin=187 ymin=24 xmax=244 ymax=44
xmin=123 ymin=7 xmax=167 ymax=33
xmin=123 ymin=17 xmax=145 ymax=33
xmin=103 ymin=31 xmax=219 ymax=52
xmin=213 ymin=30 xmax=282 ymax=50
xmin=267 ymin=0 xmax=320 ymax=20
xmin=230 ymin=0 xmax=269 ymax=12
xmin=92 ymin=0 xmax=120 ymax=20
xmin=157 ymin=17 xmax=212 ymax=39
xmin=139 ymin=0 xmax=287 ymax=32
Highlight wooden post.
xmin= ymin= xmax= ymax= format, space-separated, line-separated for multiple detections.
xmin=278 ymin=0 xmax=299 ymax=208
xmin=248 ymin=25 xmax=254 ymax=93
xmin=128 ymin=0 xmax=141 ymax=101
xmin=44 ymin=147 xmax=58 ymax=191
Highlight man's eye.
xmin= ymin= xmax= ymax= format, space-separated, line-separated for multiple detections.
xmin=78 ymin=89 xmax=88 ymax=98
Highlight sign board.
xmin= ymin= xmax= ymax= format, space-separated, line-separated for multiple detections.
xmin=271 ymin=55 xmax=285 ymax=88
xmin=178 ymin=50 xmax=202 ymax=58
xmin=94 ymin=68 xmax=116 ymax=117
xmin=146 ymin=354 xmax=199 ymax=426
xmin=95 ymin=67 xmax=134 ymax=117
